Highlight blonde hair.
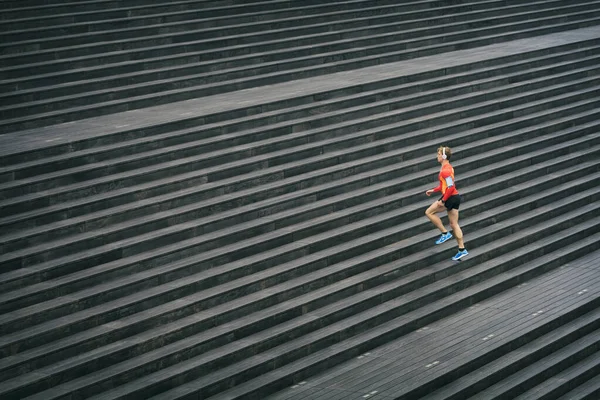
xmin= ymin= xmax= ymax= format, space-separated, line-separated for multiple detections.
xmin=438 ymin=146 xmax=452 ymax=160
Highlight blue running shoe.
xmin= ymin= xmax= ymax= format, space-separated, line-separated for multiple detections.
xmin=435 ymin=232 xmax=453 ymax=245
xmin=452 ymin=249 xmax=469 ymax=261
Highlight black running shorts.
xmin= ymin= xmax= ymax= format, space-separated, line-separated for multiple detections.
xmin=442 ymin=194 xmax=462 ymax=211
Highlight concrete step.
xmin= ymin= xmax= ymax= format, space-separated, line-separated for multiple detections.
xmin=426 ymin=310 xmax=600 ymax=399
xmin=3 ymin=3 xmax=598 ymax=104
xmin=1 ymin=0 xmax=514 ymax=50
xmin=2 ymin=43 xmax=590 ymax=184
xmin=556 ymin=374 xmax=600 ymax=400
xmin=1 ymin=172 xmax=596 ymax=391
xmin=2 ymin=64 xmax=597 ymax=221
xmin=1 ymin=121 xmax=590 ymax=344
xmin=0 ymin=0 xmax=266 ymax=20
xmin=3 ymin=0 xmax=587 ymax=65
xmin=116 ymin=219 xmax=600 ymax=400
xmin=10 ymin=51 xmax=589 ymax=197
xmin=468 ymin=334 xmax=600 ymax=399
xmin=258 ymin=252 xmax=600 ymax=400
xmin=4 ymin=90 xmax=593 ymax=290
xmin=0 ymin=88 xmax=597 ymax=270
xmin=2 ymin=31 xmax=594 ymax=166
xmin=0 ymin=133 xmax=595 ymax=337
xmin=1 ymin=4 xmax=598 ymax=98
xmin=512 ymin=355 xmax=600 ymax=400
xmin=1 ymin=0 xmax=585 ymax=80
xmin=0 ymin=99 xmax=596 ymax=294
xmin=197 ymin=235 xmax=600 ymax=400
xmin=2 ymin=38 xmax=597 ymax=174
xmin=0 ymin=139 xmax=596 ymax=397
xmin=0 ymin=0 xmax=392 ymax=38
xmin=2 ymin=87 xmax=597 ymax=263
xmin=2 ymin=4 xmax=600 ymax=132
xmin=3 ymin=54 xmax=598 ymax=207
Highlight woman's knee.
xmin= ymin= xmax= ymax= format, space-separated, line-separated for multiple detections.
xmin=448 ymin=215 xmax=459 ymax=227
xmin=426 ymin=207 xmax=441 ymax=218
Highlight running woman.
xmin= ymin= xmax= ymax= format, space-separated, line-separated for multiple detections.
xmin=425 ymin=146 xmax=468 ymax=261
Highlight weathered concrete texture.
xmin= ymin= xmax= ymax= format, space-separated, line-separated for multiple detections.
xmin=2 ymin=25 xmax=600 ymax=159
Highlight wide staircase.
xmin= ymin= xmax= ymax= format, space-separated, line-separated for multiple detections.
xmin=4 ymin=0 xmax=600 ymax=133
xmin=1 ymin=1 xmax=600 ymax=399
